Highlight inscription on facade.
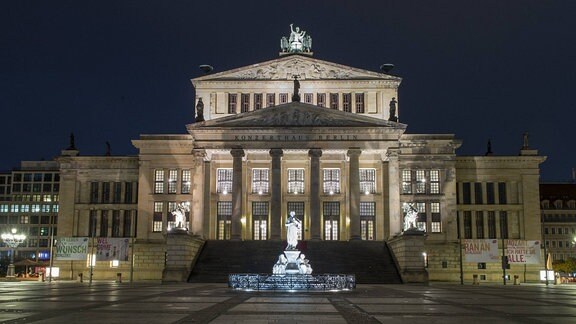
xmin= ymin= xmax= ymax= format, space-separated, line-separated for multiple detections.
xmin=232 ymin=134 xmax=359 ymax=141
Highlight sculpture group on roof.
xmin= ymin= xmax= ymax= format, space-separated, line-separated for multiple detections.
xmin=281 ymin=24 xmax=312 ymax=53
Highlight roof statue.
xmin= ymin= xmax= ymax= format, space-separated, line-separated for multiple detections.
xmin=281 ymin=24 xmax=312 ymax=55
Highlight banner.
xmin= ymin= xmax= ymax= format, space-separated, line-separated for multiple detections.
xmin=463 ymin=239 xmax=499 ymax=263
xmin=55 ymin=237 xmax=89 ymax=260
xmin=507 ymin=240 xmax=541 ymax=264
xmin=96 ymin=238 xmax=130 ymax=261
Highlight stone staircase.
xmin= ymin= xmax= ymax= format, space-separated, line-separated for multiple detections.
xmin=188 ymin=240 xmax=402 ymax=284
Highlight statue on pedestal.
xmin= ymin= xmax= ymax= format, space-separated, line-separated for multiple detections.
xmin=170 ymin=202 xmax=190 ymax=230
xmin=389 ymin=97 xmax=398 ymax=122
xmin=402 ymin=203 xmax=418 ymax=231
xmin=280 ymin=24 xmax=312 ymax=53
xmin=286 ymin=211 xmax=301 ymax=250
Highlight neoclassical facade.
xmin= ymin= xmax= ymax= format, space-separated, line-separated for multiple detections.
xmin=51 ymin=34 xmax=545 ymax=283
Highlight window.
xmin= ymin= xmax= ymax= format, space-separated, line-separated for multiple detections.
xmin=20 ymin=215 xmax=29 ymax=224
xmin=415 ymin=202 xmax=426 ymax=231
xmin=252 ymin=202 xmax=268 ymax=240
xmin=89 ymin=210 xmax=97 ymax=237
xmin=476 ymin=211 xmax=484 ymax=238
xmin=431 ymin=202 xmax=441 ymax=233
xmin=288 ymin=169 xmax=304 ymax=194
xmin=360 ymin=202 xmax=375 ymax=240
xmin=402 ymin=170 xmax=412 ymax=194
xmin=323 ymin=202 xmax=339 ymax=240
xmin=153 ymin=202 xmax=163 ymax=232
xmin=287 ymin=202 xmax=304 ymax=240
xmin=241 ymin=93 xmax=250 ymax=112
xmin=252 ymin=169 xmax=269 ymax=194
xmin=168 ymin=169 xmax=177 ymax=194
xmin=415 ymin=170 xmax=426 ymax=194
xmin=113 ymin=182 xmax=122 ymax=203
xmin=330 ymin=93 xmax=339 ymax=109
xmin=498 ymin=182 xmax=507 ymax=204
xmin=474 ymin=183 xmax=483 ymax=204
xmin=217 ymin=169 xmax=233 ymax=194
xmin=100 ymin=210 xmax=108 ymax=237
xmin=462 ymin=183 xmax=471 ymax=204
xmin=323 ymin=169 xmax=340 ymax=194
xmin=317 ymin=93 xmax=326 ymax=107
xmin=167 ymin=202 xmax=177 ymax=229
xmin=217 ymin=201 xmax=232 ymax=240
xmin=41 ymin=205 xmax=50 ymax=213
xmin=254 ymin=93 xmax=263 ymax=110
xmin=486 ymin=183 xmax=495 ymax=204
xmin=488 ymin=211 xmax=496 ymax=238
xmin=101 ymin=182 xmax=110 ymax=203
xmin=430 ymin=170 xmax=440 ymax=194
xmin=124 ymin=182 xmax=134 ymax=203
xmin=355 ymin=93 xmax=365 ymax=113
xmin=154 ymin=170 xmax=164 ymax=194
xmin=112 ymin=210 xmax=120 ymax=237
xmin=499 ymin=211 xmax=508 ymax=239
xmin=266 ymin=93 xmax=275 ymax=107
xmin=90 ymin=182 xmax=99 ymax=203
xmin=304 ymin=93 xmax=313 ymax=104
xmin=279 ymin=93 xmax=288 ymax=104
xmin=463 ymin=211 xmax=472 ymax=239
xmin=360 ymin=169 xmax=376 ymax=194
xmin=343 ymin=93 xmax=352 ymax=112
xmin=123 ymin=210 xmax=133 ymax=237
xmin=228 ymin=94 xmax=237 ymax=113
xmin=181 ymin=170 xmax=191 ymax=194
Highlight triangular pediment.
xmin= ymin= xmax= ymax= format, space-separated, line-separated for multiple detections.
xmin=192 ymin=54 xmax=401 ymax=81
xmin=187 ymin=102 xmax=406 ymax=129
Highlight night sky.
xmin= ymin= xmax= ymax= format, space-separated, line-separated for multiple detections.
xmin=2 ymin=1 xmax=575 ymax=181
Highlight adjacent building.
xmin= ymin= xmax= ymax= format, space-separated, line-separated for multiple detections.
xmin=540 ymin=183 xmax=576 ymax=262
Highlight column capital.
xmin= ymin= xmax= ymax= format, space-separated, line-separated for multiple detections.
xmin=308 ymin=148 xmax=323 ymax=158
xmin=230 ymin=148 xmax=245 ymax=158
xmin=347 ymin=148 xmax=362 ymax=158
xmin=269 ymin=148 xmax=284 ymax=158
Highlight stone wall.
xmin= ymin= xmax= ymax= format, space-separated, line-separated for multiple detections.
xmin=387 ymin=230 xmax=428 ymax=283
xmin=163 ymin=232 xmax=205 ymax=282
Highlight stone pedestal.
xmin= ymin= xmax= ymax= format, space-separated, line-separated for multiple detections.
xmin=387 ymin=229 xmax=429 ymax=283
xmin=162 ymin=231 xmax=204 ymax=282
xmin=284 ymin=250 xmax=302 ymax=274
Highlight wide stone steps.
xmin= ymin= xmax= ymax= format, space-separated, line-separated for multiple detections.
xmin=188 ymin=240 xmax=402 ymax=284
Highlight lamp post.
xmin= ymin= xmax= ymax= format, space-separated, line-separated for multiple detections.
xmin=2 ymin=228 xmax=27 ymax=278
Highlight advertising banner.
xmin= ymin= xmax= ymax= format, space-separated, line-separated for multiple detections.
xmin=96 ymin=238 xmax=130 ymax=261
xmin=463 ymin=239 xmax=499 ymax=263
xmin=55 ymin=237 xmax=89 ymax=260
xmin=507 ymin=240 xmax=541 ymax=264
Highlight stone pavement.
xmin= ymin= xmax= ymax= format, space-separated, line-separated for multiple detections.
xmin=0 ymin=281 xmax=575 ymax=323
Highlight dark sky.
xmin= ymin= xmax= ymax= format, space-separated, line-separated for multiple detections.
xmin=2 ymin=1 xmax=575 ymax=181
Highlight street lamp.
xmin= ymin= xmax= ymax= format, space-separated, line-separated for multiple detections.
xmin=2 ymin=228 xmax=26 ymax=278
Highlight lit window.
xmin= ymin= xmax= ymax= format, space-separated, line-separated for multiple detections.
xmin=254 ymin=93 xmax=263 ymax=110
xmin=154 ymin=170 xmax=164 ymax=194
xmin=279 ymin=93 xmax=288 ymax=104
xmin=217 ymin=169 xmax=233 ymax=194
xmin=360 ymin=169 xmax=376 ymax=194
xmin=252 ymin=202 xmax=268 ymax=240
xmin=228 ymin=94 xmax=237 ymax=114
xmin=415 ymin=170 xmax=426 ymax=194
xmin=168 ymin=170 xmax=177 ymax=194
xmin=416 ymin=202 xmax=426 ymax=231
xmin=217 ymin=202 xmax=232 ymax=240
xmin=431 ymin=202 xmax=441 ymax=233
xmin=355 ymin=93 xmax=365 ymax=113
xmin=317 ymin=93 xmax=326 ymax=107
xmin=266 ymin=93 xmax=275 ymax=107
xmin=181 ymin=170 xmax=191 ymax=194
xmin=241 ymin=93 xmax=250 ymax=112
xmin=430 ymin=170 xmax=440 ymax=194
xmin=323 ymin=169 xmax=340 ymax=194
xmin=360 ymin=202 xmax=375 ymax=240
xmin=252 ymin=169 xmax=269 ymax=194
xmin=288 ymin=169 xmax=304 ymax=194
xmin=402 ymin=170 xmax=412 ymax=194
xmin=330 ymin=93 xmax=339 ymax=109
xmin=304 ymin=93 xmax=313 ymax=104
xmin=153 ymin=202 xmax=163 ymax=232
xmin=323 ymin=202 xmax=339 ymax=240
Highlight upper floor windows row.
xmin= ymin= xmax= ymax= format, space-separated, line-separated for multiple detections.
xmin=541 ymin=200 xmax=576 ymax=210
xmin=402 ymin=169 xmax=441 ymax=195
xmin=458 ymin=182 xmax=507 ymax=205
xmin=90 ymin=182 xmax=137 ymax=204
xmin=12 ymin=173 xmax=59 ymax=183
xmin=227 ymin=93 xmax=366 ymax=114
xmin=153 ymin=169 xmax=191 ymax=194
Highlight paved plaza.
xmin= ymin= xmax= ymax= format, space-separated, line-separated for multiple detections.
xmin=0 ymin=281 xmax=575 ymax=323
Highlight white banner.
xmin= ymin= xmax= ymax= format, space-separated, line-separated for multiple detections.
xmin=507 ymin=240 xmax=542 ymax=264
xmin=463 ymin=239 xmax=499 ymax=263
xmin=96 ymin=238 xmax=130 ymax=261
xmin=55 ymin=237 xmax=89 ymax=260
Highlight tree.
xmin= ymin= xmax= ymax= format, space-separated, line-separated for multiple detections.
xmin=553 ymin=258 xmax=576 ymax=274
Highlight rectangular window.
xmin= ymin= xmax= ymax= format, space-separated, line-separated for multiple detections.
xmin=167 ymin=202 xmax=177 ymax=229
xmin=415 ymin=170 xmax=426 ymax=194
xmin=123 ymin=210 xmax=132 ymax=237
xmin=474 ymin=183 xmax=483 ymax=204
xmin=317 ymin=93 xmax=326 ymax=107
xmin=113 ymin=182 xmax=122 ymax=203
xmin=288 ymin=168 xmax=305 ymax=194
xmin=431 ymin=202 xmax=441 ymax=233
xmin=112 ymin=210 xmax=120 ymax=237
xmin=252 ymin=202 xmax=269 ymax=240
xmin=287 ymin=202 xmax=304 ymax=240
xmin=90 ymin=182 xmax=99 ymax=203
xmin=279 ymin=93 xmax=288 ymax=104
xmin=488 ymin=211 xmax=496 ymax=239
xmin=254 ymin=93 xmax=263 ymax=110
xmin=154 ymin=170 xmax=165 ymax=194
xmin=323 ymin=201 xmax=339 ymax=240
xmin=89 ymin=211 xmax=98 ymax=237
xmin=463 ymin=211 xmax=472 ymax=239
xmin=323 ymin=169 xmax=340 ymax=194
xmin=168 ymin=169 xmax=177 ymax=194
xmin=402 ymin=170 xmax=412 ymax=194
xmin=416 ymin=202 xmax=426 ymax=231
xmin=498 ymin=182 xmax=507 ymax=204
xmin=217 ymin=201 xmax=232 ymax=240
xmin=20 ymin=215 xmax=29 ymax=224
xmin=360 ymin=202 xmax=375 ymax=240
xmin=430 ymin=170 xmax=440 ymax=194
xmin=355 ymin=93 xmax=365 ymax=113
xmin=124 ymin=182 xmax=134 ymax=203
xmin=330 ymin=93 xmax=339 ymax=109
xmin=499 ymin=211 xmax=508 ymax=239
xmin=102 ymin=182 xmax=110 ymax=203
xmin=462 ymin=183 xmax=471 ymax=204
xmin=486 ymin=182 xmax=495 ymax=204
xmin=181 ymin=170 xmax=191 ymax=194
xmin=241 ymin=93 xmax=250 ymax=112
xmin=266 ymin=93 xmax=276 ymax=107
xmin=153 ymin=202 xmax=163 ymax=232
xmin=342 ymin=93 xmax=351 ymax=112
xmin=304 ymin=93 xmax=313 ymax=104
xmin=100 ymin=210 xmax=108 ymax=237
xmin=360 ymin=168 xmax=376 ymax=194
xmin=476 ymin=211 xmax=484 ymax=238
xmin=217 ymin=168 xmax=233 ymax=194
xmin=252 ymin=168 xmax=269 ymax=194
xmin=228 ymin=93 xmax=237 ymax=113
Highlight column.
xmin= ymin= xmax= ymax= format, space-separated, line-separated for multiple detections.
xmin=269 ymin=149 xmax=283 ymax=240
xmin=348 ymin=148 xmax=362 ymax=240
xmin=202 ymin=159 xmax=211 ymax=238
xmin=191 ymin=149 xmax=206 ymax=237
xmin=309 ymin=149 xmax=323 ymax=240
xmin=387 ymin=149 xmax=402 ymax=236
xmin=230 ymin=148 xmax=245 ymax=241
